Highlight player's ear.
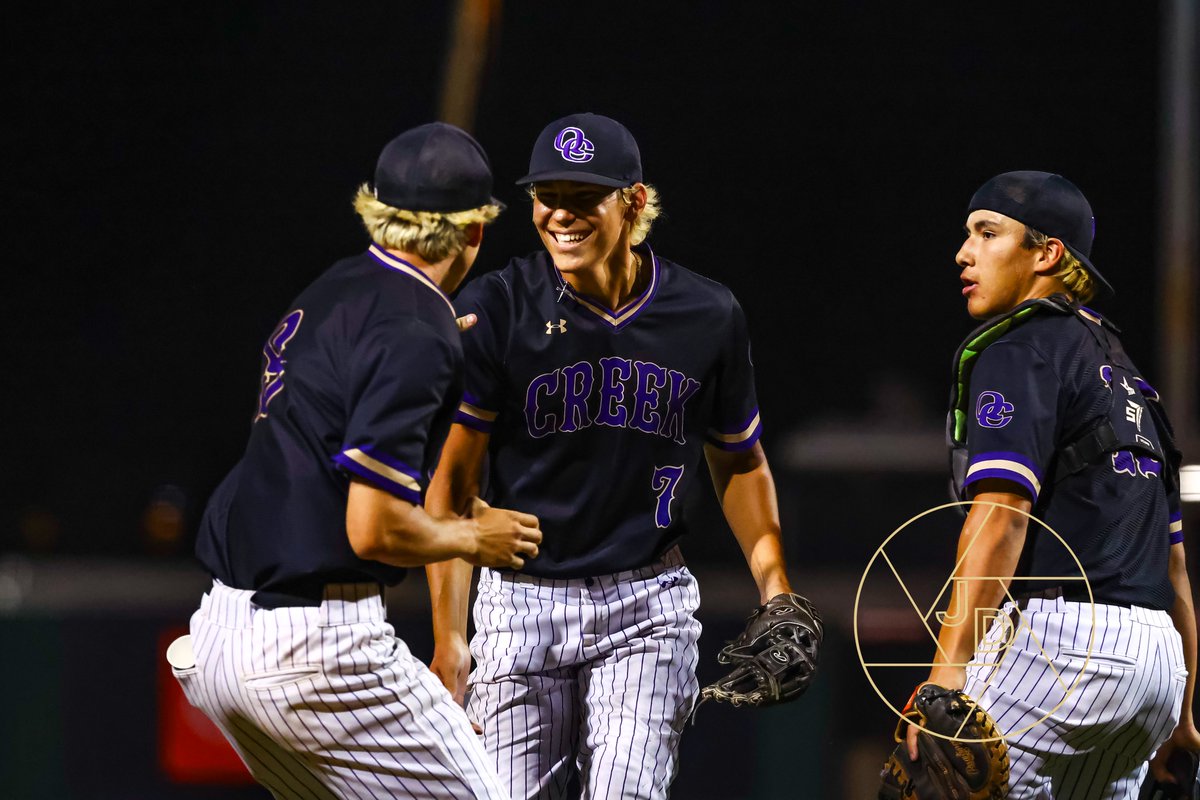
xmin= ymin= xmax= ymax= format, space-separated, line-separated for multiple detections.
xmin=464 ymin=222 xmax=484 ymax=248
xmin=1033 ymin=237 xmax=1065 ymax=276
xmin=624 ymin=183 xmax=647 ymax=220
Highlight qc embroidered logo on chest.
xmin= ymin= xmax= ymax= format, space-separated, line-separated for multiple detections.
xmin=975 ymin=390 xmax=1014 ymax=429
xmin=524 ymin=357 xmax=701 ymax=443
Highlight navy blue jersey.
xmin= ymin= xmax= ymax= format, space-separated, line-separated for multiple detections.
xmin=961 ymin=308 xmax=1180 ymax=609
xmin=196 ymin=245 xmax=464 ymax=606
xmin=452 ymin=245 xmax=761 ymax=578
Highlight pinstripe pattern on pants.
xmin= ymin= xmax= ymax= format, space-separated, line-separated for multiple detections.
xmin=964 ymin=597 xmax=1187 ymax=800
xmin=467 ymin=548 xmax=702 ymax=800
xmin=175 ymin=580 xmax=511 ymax=800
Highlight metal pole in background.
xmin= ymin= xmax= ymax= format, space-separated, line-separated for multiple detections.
xmin=1160 ymin=0 xmax=1198 ymax=455
xmin=439 ymin=0 xmax=499 ymax=133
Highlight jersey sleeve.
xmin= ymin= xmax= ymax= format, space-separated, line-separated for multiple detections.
xmin=452 ymin=272 xmax=511 ymax=434
xmin=963 ymin=341 xmax=1060 ymax=501
xmin=1168 ymin=477 xmax=1183 ymax=544
xmin=332 ymin=317 xmax=457 ymax=504
xmin=705 ymin=293 xmax=763 ymax=451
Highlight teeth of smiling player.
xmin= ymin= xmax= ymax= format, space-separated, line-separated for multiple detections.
xmin=556 ymin=232 xmax=587 ymax=243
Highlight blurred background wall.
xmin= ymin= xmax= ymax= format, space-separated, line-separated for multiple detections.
xmin=2 ymin=2 xmax=1196 ymax=797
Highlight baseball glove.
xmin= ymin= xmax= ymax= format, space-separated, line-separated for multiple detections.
xmin=695 ymin=592 xmax=822 ymax=710
xmin=878 ymin=683 xmax=1009 ymax=800
xmin=1138 ymin=748 xmax=1200 ymax=800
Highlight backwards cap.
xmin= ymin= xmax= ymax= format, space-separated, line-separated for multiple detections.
xmin=968 ymin=170 xmax=1112 ymax=295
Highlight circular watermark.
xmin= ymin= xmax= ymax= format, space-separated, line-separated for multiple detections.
xmin=854 ymin=500 xmax=1094 ymax=742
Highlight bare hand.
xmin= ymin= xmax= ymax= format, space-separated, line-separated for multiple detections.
xmin=905 ymin=719 xmax=921 ymax=761
xmin=1149 ymin=721 xmax=1200 ymax=782
xmin=905 ymin=670 xmax=965 ymax=761
xmin=465 ymin=497 xmax=541 ymax=569
xmin=456 ymin=313 xmax=478 ymax=332
xmin=429 ymin=636 xmax=472 ymax=707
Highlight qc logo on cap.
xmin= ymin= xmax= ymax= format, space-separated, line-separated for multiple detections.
xmin=554 ymin=127 xmax=595 ymax=163
xmin=518 ymin=112 xmax=642 ymax=188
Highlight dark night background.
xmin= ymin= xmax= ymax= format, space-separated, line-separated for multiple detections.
xmin=1 ymin=2 xmax=1192 ymax=798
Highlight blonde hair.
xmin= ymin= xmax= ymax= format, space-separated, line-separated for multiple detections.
xmin=353 ymin=184 xmax=502 ymax=262
xmin=525 ymin=183 xmax=663 ymax=245
xmin=621 ymin=184 xmax=662 ymax=245
xmin=1023 ymin=226 xmax=1096 ymax=304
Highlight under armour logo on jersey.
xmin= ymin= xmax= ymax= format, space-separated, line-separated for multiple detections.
xmin=256 ymin=309 xmax=304 ymax=421
xmin=545 ymin=319 xmax=567 ymax=334
xmin=975 ymin=391 xmax=1014 ymax=428
xmin=554 ymin=127 xmax=594 ymax=162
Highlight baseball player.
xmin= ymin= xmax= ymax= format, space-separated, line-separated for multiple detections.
xmin=423 ymin=112 xmax=798 ymax=799
xmin=171 ymin=122 xmax=542 ymax=799
xmin=904 ymin=171 xmax=1198 ymax=797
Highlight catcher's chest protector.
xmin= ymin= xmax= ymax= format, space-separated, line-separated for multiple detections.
xmin=946 ymin=294 xmax=1181 ymax=502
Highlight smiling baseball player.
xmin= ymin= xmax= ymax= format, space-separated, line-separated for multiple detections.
xmin=895 ymin=171 xmax=1197 ymax=798
xmin=172 ymin=122 xmax=541 ymax=799
xmin=423 ymin=112 xmax=816 ymax=799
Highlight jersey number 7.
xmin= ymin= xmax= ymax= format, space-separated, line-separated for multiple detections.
xmin=652 ymin=465 xmax=685 ymax=528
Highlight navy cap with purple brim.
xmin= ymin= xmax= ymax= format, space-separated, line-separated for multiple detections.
xmin=967 ymin=170 xmax=1114 ymax=296
xmin=516 ymin=112 xmax=643 ymax=188
xmin=374 ymin=122 xmax=503 ymax=213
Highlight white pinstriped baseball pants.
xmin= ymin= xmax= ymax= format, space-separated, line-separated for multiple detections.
xmin=965 ymin=597 xmax=1187 ymax=800
xmin=466 ymin=548 xmax=702 ymax=800
xmin=175 ymin=581 xmax=510 ymax=800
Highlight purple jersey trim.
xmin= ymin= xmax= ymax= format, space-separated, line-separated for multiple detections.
xmin=968 ymin=450 xmax=1044 ymax=480
xmin=706 ymin=417 xmax=763 ymax=452
xmin=962 ymin=467 xmax=1039 ymax=500
xmin=462 ymin=390 xmax=486 ymax=408
xmin=366 ymin=245 xmax=455 ymax=316
xmin=343 ymin=444 xmax=422 ymax=480
xmin=552 ymin=245 xmax=661 ymax=331
xmin=332 ymin=453 xmax=422 ymax=504
xmin=1172 ymin=511 xmax=1184 ymax=524
xmin=1171 ymin=531 xmax=1185 ymax=545
xmin=454 ymin=410 xmax=494 ymax=433
xmin=713 ymin=407 xmax=762 ymax=437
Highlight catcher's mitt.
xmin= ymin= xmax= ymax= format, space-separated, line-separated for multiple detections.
xmin=695 ymin=592 xmax=822 ymax=711
xmin=878 ymin=683 xmax=1009 ymax=800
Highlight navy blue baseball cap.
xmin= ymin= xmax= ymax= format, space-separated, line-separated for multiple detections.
xmin=516 ymin=113 xmax=643 ymax=188
xmin=373 ymin=122 xmax=501 ymax=213
xmin=968 ymin=170 xmax=1113 ymax=295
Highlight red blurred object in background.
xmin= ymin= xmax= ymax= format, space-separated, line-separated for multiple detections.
xmin=157 ymin=626 xmax=255 ymax=784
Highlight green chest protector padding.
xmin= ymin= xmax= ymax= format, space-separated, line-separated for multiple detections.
xmin=946 ymin=294 xmax=1181 ymax=501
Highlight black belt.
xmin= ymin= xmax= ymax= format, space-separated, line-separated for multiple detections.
xmin=252 ymin=580 xmax=384 ymax=609
xmin=1013 ymin=585 xmax=1129 ymax=610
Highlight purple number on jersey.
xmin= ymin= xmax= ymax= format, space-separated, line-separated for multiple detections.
xmin=651 ymin=465 xmax=685 ymax=528
xmin=256 ymin=309 xmax=304 ymax=421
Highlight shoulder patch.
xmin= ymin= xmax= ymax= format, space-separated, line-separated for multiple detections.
xmin=975 ymin=390 xmax=1015 ymax=429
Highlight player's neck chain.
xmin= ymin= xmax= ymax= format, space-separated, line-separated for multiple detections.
xmin=553 ymin=251 xmax=643 ymax=307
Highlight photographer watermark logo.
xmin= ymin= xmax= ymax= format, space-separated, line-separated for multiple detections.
xmin=854 ymin=501 xmax=1094 ymax=741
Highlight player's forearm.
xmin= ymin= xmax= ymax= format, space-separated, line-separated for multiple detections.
xmin=426 ymin=423 xmax=489 ymax=519
xmin=347 ymin=480 xmax=481 ymax=567
xmin=364 ymin=513 xmax=480 ymax=567
xmin=706 ymin=445 xmax=792 ymax=601
xmin=426 ymin=558 xmax=474 ymax=643
xmin=422 ymin=424 xmax=488 ymax=635
xmin=1167 ymin=542 xmax=1197 ymax=727
xmin=930 ymin=495 xmax=1028 ymax=679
